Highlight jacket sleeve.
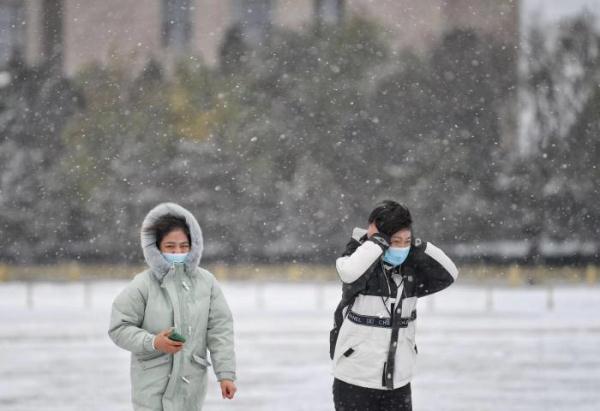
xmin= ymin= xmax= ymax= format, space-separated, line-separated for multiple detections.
xmin=411 ymin=241 xmax=459 ymax=297
xmin=206 ymin=277 xmax=236 ymax=382
xmin=108 ymin=277 xmax=156 ymax=355
xmin=335 ymin=237 xmax=384 ymax=284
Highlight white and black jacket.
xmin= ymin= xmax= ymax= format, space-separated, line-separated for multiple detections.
xmin=330 ymin=228 xmax=458 ymax=390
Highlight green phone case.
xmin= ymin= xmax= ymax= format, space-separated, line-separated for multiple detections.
xmin=168 ymin=330 xmax=186 ymax=343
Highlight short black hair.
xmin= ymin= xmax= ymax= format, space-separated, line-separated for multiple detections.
xmin=145 ymin=214 xmax=191 ymax=248
xmin=368 ymin=200 xmax=412 ymax=237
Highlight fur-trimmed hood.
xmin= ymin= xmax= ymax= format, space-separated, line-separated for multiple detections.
xmin=140 ymin=202 xmax=204 ymax=280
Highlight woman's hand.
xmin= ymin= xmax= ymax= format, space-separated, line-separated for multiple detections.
xmin=367 ymin=222 xmax=379 ymax=238
xmin=220 ymin=379 xmax=237 ymax=399
xmin=153 ymin=328 xmax=184 ymax=354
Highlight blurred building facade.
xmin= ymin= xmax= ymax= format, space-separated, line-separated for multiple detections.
xmin=0 ymin=0 xmax=518 ymax=75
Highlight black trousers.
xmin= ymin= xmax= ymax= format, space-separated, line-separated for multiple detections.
xmin=333 ymin=378 xmax=412 ymax=411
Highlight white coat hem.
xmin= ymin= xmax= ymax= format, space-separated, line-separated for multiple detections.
xmin=333 ymin=373 xmax=413 ymax=391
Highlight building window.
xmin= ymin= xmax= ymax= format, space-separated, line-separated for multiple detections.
xmin=315 ymin=0 xmax=344 ymax=25
xmin=162 ymin=0 xmax=193 ymax=52
xmin=0 ymin=1 xmax=25 ymax=68
xmin=231 ymin=0 xmax=273 ymax=44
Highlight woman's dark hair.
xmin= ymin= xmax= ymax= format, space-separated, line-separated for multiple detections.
xmin=368 ymin=200 xmax=412 ymax=236
xmin=145 ymin=214 xmax=191 ymax=248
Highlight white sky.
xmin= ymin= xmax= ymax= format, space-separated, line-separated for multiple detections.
xmin=524 ymin=0 xmax=600 ymax=22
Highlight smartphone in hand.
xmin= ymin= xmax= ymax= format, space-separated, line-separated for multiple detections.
xmin=168 ymin=330 xmax=186 ymax=343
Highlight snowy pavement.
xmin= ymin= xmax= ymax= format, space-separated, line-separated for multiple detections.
xmin=0 ymin=280 xmax=599 ymax=411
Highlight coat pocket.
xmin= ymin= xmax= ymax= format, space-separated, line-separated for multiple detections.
xmin=138 ymin=354 xmax=171 ymax=370
xmin=392 ymin=335 xmax=418 ymax=383
xmin=333 ymin=336 xmax=360 ymax=365
xmin=191 ymin=353 xmax=212 ymax=369
xmin=180 ymin=353 xmax=210 ymax=392
xmin=334 ymin=340 xmax=360 ymax=366
xmin=400 ymin=296 xmax=417 ymax=319
xmin=334 ymin=338 xmax=385 ymax=384
xmin=178 ymin=353 xmax=210 ymax=408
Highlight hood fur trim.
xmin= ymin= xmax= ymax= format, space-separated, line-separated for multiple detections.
xmin=140 ymin=203 xmax=203 ymax=280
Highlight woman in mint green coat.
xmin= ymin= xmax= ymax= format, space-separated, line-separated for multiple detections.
xmin=109 ymin=203 xmax=236 ymax=411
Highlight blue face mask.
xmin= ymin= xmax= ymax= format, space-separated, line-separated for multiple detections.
xmin=383 ymin=246 xmax=410 ymax=266
xmin=163 ymin=253 xmax=188 ymax=265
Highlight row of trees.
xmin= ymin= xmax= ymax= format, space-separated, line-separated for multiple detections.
xmin=1 ymin=15 xmax=598 ymax=264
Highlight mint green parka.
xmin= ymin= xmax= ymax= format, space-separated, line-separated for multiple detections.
xmin=108 ymin=203 xmax=236 ymax=411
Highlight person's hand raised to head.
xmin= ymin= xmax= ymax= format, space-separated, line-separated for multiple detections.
xmin=154 ymin=328 xmax=184 ymax=354
xmin=367 ymin=222 xmax=379 ymax=238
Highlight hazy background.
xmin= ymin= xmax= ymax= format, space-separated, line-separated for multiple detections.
xmin=0 ymin=0 xmax=599 ymax=267
xmin=1 ymin=1 xmax=599 ymax=410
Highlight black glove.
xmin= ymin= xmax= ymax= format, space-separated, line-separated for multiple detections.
xmin=369 ymin=232 xmax=390 ymax=251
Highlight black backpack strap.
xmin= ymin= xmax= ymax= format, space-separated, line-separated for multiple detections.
xmin=330 ymin=295 xmax=357 ymax=360
xmin=330 ymin=233 xmax=369 ymax=359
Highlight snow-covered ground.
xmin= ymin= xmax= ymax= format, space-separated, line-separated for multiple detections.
xmin=0 ymin=280 xmax=599 ymax=411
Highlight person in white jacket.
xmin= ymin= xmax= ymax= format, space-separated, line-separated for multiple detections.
xmin=330 ymin=200 xmax=458 ymax=411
